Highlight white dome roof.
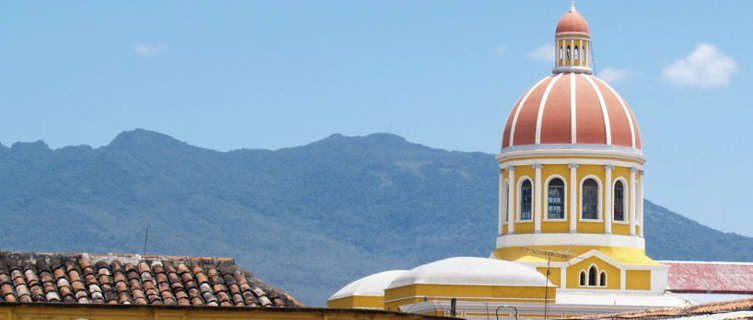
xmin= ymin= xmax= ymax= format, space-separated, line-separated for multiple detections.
xmin=387 ymin=257 xmax=552 ymax=288
xmin=329 ymin=270 xmax=408 ymax=300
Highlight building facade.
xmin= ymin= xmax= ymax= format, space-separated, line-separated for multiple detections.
xmin=328 ymin=6 xmax=693 ymax=319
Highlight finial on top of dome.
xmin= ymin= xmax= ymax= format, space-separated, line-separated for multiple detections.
xmin=570 ymin=0 xmax=576 ymax=11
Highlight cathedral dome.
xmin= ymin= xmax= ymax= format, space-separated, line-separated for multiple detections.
xmin=501 ymin=73 xmax=642 ymax=151
xmin=387 ymin=257 xmax=551 ymax=288
xmin=556 ymin=7 xmax=590 ymax=35
xmin=329 ymin=270 xmax=407 ymax=301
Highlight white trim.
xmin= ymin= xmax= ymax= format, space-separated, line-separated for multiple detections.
xmin=507 ymin=168 xmax=516 ymax=233
xmin=638 ymin=172 xmax=645 ymax=237
xmin=498 ymin=173 xmax=505 ymax=234
xmin=570 ymin=72 xmax=577 ymax=144
xmin=496 ymin=233 xmax=645 ymax=250
xmin=569 ymin=163 xmax=579 ymax=233
xmin=535 ymin=73 xmax=563 ymax=144
xmin=498 ymin=143 xmax=644 ymax=161
xmin=509 ymin=77 xmax=549 ymax=146
xmin=516 ymin=176 xmax=534 ymax=222
xmin=553 ymin=65 xmax=592 ymax=74
xmin=604 ymin=166 xmax=613 ymax=234
xmin=612 ymin=177 xmax=629 ymax=224
xmin=580 ymin=175 xmax=603 ymax=222
xmin=500 ymin=157 xmax=643 ymax=172
xmin=583 ymin=74 xmax=612 ymax=145
xmin=620 ymin=269 xmax=626 ymax=290
xmin=534 ymin=164 xmax=543 ymax=232
xmin=544 ymin=175 xmax=568 ymax=221
xmin=593 ymin=76 xmax=637 ymax=149
xmin=629 ymin=168 xmax=637 ymax=235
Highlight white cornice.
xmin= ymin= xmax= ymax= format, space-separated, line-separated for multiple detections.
xmin=496 ymin=233 xmax=645 ymax=249
xmin=497 ymin=144 xmax=645 ymax=162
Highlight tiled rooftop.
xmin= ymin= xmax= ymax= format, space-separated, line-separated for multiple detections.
xmin=0 ymin=251 xmax=301 ymax=307
xmin=664 ymin=261 xmax=753 ymax=294
xmin=573 ymin=297 xmax=753 ymax=320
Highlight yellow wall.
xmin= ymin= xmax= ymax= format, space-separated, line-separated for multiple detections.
xmin=566 ymin=256 xmax=620 ymax=290
xmin=626 ymin=270 xmax=651 ymax=290
xmin=536 ymin=266 xmax=562 ymax=287
xmin=327 ymin=295 xmax=384 ymax=309
xmin=384 ymin=284 xmax=554 ymax=311
xmin=0 ymin=304 xmax=453 ymax=320
xmin=495 ymin=246 xmax=660 ymax=265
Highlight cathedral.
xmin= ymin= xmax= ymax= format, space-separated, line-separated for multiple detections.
xmin=326 ymin=6 xmax=728 ymax=319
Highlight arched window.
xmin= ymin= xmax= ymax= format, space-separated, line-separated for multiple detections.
xmin=574 ymin=47 xmax=579 ymax=61
xmin=614 ymin=181 xmax=625 ymax=221
xmin=566 ymin=46 xmax=572 ymax=61
xmin=559 ymin=46 xmax=564 ymax=61
xmin=547 ymin=178 xmax=565 ymax=219
xmin=588 ymin=266 xmax=597 ymax=286
xmin=599 ymin=271 xmax=607 ymax=287
xmin=520 ymin=180 xmax=533 ymax=221
xmin=583 ymin=46 xmax=588 ymax=62
xmin=579 ymin=271 xmax=586 ymax=286
xmin=582 ymin=178 xmax=599 ymax=219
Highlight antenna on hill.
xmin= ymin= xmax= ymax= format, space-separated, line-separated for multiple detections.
xmin=143 ymin=225 xmax=149 ymax=257
xmin=524 ymin=248 xmax=572 ymax=320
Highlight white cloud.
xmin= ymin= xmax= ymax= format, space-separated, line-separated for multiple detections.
xmin=598 ymin=67 xmax=633 ymax=84
xmin=133 ymin=44 xmax=166 ymax=56
xmin=527 ymin=44 xmax=554 ymax=62
xmin=662 ymin=44 xmax=738 ymax=89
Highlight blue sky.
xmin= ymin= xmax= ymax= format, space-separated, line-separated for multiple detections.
xmin=1 ymin=1 xmax=751 ymax=236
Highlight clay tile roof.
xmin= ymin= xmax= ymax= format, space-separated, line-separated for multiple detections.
xmin=664 ymin=261 xmax=753 ymax=294
xmin=0 ymin=251 xmax=302 ymax=307
xmin=574 ymin=297 xmax=753 ymax=320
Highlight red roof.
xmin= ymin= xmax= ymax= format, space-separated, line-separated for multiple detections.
xmin=556 ymin=7 xmax=590 ymax=35
xmin=501 ymin=73 xmax=642 ymax=150
xmin=0 ymin=251 xmax=302 ymax=307
xmin=664 ymin=261 xmax=753 ymax=294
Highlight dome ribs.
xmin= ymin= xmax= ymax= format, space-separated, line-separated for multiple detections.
xmin=513 ymin=76 xmax=554 ymax=146
xmin=576 ymin=74 xmax=608 ymax=144
xmin=540 ymin=73 xmax=572 ymax=144
xmin=507 ymin=76 xmax=551 ymax=148
xmin=592 ymin=76 xmax=634 ymax=148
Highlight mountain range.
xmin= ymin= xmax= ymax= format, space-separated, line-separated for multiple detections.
xmin=1 ymin=129 xmax=752 ymax=306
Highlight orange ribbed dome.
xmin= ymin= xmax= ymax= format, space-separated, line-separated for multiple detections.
xmin=556 ymin=7 xmax=590 ymax=35
xmin=501 ymin=73 xmax=641 ymax=150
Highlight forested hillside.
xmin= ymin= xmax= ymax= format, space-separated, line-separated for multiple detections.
xmin=1 ymin=129 xmax=750 ymax=305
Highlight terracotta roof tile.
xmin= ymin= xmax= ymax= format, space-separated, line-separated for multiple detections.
xmin=576 ymin=297 xmax=753 ymax=319
xmin=0 ymin=251 xmax=301 ymax=307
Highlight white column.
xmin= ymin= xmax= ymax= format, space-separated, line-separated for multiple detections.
xmin=507 ymin=167 xmax=516 ymax=234
xmin=534 ymin=164 xmax=543 ymax=233
xmin=604 ymin=165 xmax=613 ymax=234
xmin=569 ymin=163 xmax=579 ymax=233
xmin=498 ymin=169 xmax=506 ymax=235
xmin=638 ymin=171 xmax=645 ymax=237
xmin=629 ymin=168 xmax=638 ymax=235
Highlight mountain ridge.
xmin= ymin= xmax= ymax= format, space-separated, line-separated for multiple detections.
xmin=1 ymin=128 xmax=751 ymax=307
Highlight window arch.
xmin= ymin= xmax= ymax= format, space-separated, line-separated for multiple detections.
xmin=579 ymin=271 xmax=586 ymax=286
xmin=599 ymin=271 xmax=607 ymax=287
xmin=519 ymin=179 xmax=533 ymax=221
xmin=566 ymin=46 xmax=572 ymax=61
xmin=546 ymin=177 xmax=565 ymax=219
xmin=559 ymin=46 xmax=564 ymax=61
xmin=614 ymin=180 xmax=626 ymax=222
xmin=588 ymin=266 xmax=598 ymax=286
xmin=574 ymin=46 xmax=579 ymax=61
xmin=581 ymin=178 xmax=600 ymax=220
